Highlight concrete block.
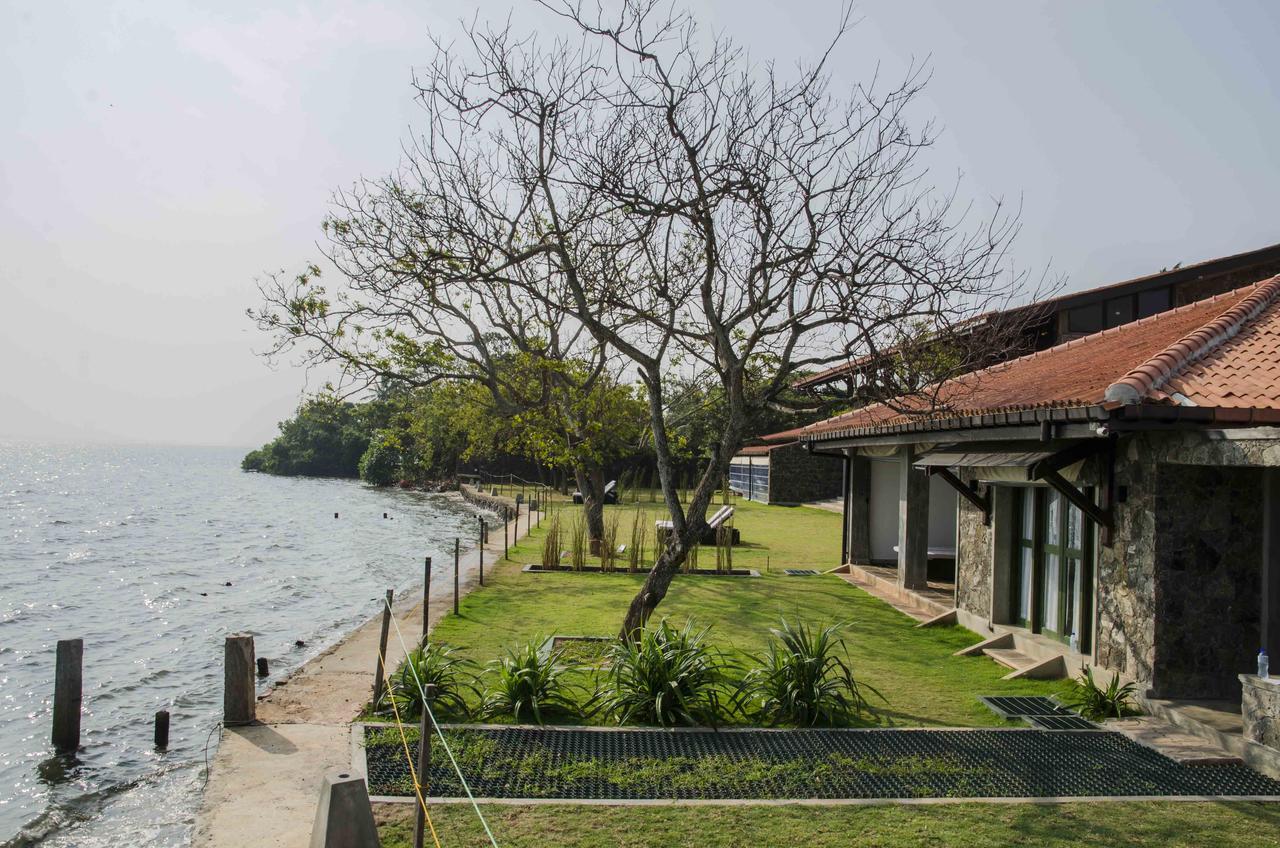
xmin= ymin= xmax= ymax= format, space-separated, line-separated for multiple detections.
xmin=309 ymin=769 xmax=381 ymax=848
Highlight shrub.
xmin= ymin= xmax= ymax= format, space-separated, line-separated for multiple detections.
xmin=1066 ymin=666 xmax=1138 ymax=721
xmin=602 ymin=619 xmax=740 ymax=727
xmin=743 ymin=619 xmax=881 ymax=726
xmin=378 ymin=641 xmax=477 ymax=720
xmin=357 ymin=434 xmax=401 ymax=485
xmin=480 ymin=640 xmax=582 ymax=723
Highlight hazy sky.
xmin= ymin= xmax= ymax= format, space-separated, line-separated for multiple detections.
xmin=2 ymin=1 xmax=1277 ymax=447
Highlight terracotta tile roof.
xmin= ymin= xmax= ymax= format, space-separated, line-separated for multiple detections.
xmin=802 ymin=276 xmax=1280 ymax=440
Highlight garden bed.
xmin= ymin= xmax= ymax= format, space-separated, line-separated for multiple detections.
xmin=521 ymin=564 xmax=760 ymax=578
xmin=360 ymin=724 xmax=1280 ymax=802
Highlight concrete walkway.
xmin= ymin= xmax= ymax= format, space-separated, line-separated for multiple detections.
xmin=191 ymin=503 xmax=529 ymax=848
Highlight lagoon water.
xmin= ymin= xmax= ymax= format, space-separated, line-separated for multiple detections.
xmin=0 ymin=442 xmax=490 ymax=846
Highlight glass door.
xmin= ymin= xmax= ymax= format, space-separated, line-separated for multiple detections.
xmin=1010 ymin=486 xmax=1093 ymax=648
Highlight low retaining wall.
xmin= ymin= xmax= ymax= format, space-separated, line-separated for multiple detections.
xmin=1242 ymin=674 xmax=1280 ymax=751
xmin=459 ymin=483 xmax=516 ymax=515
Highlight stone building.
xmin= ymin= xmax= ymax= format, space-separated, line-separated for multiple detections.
xmin=801 ymin=276 xmax=1280 ymax=771
xmin=727 ymin=434 xmax=844 ymax=505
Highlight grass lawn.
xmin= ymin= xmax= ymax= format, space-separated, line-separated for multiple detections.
xmin=377 ymin=496 xmax=1280 ymax=846
xmin=376 ymin=801 xmax=1280 ymax=848
xmin=431 ymin=497 xmax=1070 ymax=727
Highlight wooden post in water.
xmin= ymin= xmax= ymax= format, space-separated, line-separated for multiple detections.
xmin=422 ymin=557 xmax=431 ymax=640
xmin=412 ymin=684 xmax=438 ymax=848
xmin=257 ymin=657 xmax=269 ymax=677
xmin=453 ymin=538 xmax=460 ymax=615
xmin=154 ymin=709 xmax=170 ymax=750
xmin=372 ymin=590 xmax=393 ymax=709
xmin=51 ymin=639 xmax=83 ymax=753
xmin=223 ymin=633 xmax=256 ymax=726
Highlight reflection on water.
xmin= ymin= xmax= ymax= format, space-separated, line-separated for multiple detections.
xmin=0 ymin=442 xmax=488 ymax=846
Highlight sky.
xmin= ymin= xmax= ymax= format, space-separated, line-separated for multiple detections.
xmin=1 ymin=0 xmax=1277 ymax=447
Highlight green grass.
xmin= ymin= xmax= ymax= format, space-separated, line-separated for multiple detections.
xmin=377 ymin=801 xmax=1280 ymax=848
xmin=432 ymin=497 xmax=1068 ymax=727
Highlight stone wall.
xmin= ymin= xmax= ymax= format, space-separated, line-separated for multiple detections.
xmin=767 ymin=441 xmax=844 ymax=505
xmin=1242 ymin=675 xmax=1280 ymax=751
xmin=954 ymin=471 xmax=993 ymax=620
xmin=1152 ymin=463 xmax=1263 ymax=698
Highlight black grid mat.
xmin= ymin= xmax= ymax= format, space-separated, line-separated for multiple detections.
xmin=363 ymin=725 xmax=1280 ymax=801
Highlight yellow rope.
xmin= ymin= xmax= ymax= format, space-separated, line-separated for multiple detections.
xmin=378 ymin=642 xmax=443 ymax=848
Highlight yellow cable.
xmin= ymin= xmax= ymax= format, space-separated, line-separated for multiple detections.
xmin=378 ymin=642 xmax=443 ymax=848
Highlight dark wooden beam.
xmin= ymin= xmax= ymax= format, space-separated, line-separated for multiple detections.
xmin=928 ymin=466 xmax=991 ymax=526
xmin=1040 ymin=468 xmax=1113 ymax=536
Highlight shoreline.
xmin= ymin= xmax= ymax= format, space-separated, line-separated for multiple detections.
xmin=191 ymin=489 xmax=530 ymax=848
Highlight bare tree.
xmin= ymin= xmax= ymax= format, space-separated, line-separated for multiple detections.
xmin=253 ymin=0 xmax=1032 ymax=638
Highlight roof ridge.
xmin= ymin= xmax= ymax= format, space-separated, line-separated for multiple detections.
xmin=1104 ymin=275 xmax=1280 ymax=405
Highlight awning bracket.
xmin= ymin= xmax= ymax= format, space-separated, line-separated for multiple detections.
xmin=928 ymin=466 xmax=992 ymax=526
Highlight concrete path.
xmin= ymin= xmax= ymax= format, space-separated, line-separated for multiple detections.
xmin=1106 ymin=716 xmax=1243 ymax=766
xmin=191 ymin=503 xmax=527 ymax=848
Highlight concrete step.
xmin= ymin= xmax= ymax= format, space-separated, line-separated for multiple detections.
xmin=1107 ymin=716 xmax=1243 ymax=766
xmin=984 ymin=647 xmax=1033 ymax=671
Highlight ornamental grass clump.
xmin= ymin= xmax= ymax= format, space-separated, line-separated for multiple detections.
xmin=569 ymin=517 xmax=588 ymax=570
xmin=626 ymin=510 xmax=648 ymax=573
xmin=602 ymin=619 xmax=740 ymax=727
xmin=378 ymin=640 xmax=477 ymax=720
xmin=480 ymin=639 xmax=583 ymax=724
xmin=541 ymin=514 xmax=563 ymax=569
xmin=1066 ymin=665 xmax=1139 ymax=721
xmin=743 ymin=619 xmax=881 ymax=726
xmin=600 ymin=511 xmax=620 ymax=572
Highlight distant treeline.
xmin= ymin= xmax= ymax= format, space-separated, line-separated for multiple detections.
xmin=243 ymin=376 xmax=828 ymax=487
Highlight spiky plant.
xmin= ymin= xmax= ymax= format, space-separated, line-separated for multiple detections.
xmin=1066 ymin=666 xmax=1138 ymax=721
xmin=602 ymin=619 xmax=740 ymax=727
xmin=378 ymin=641 xmax=477 ymax=720
xmin=480 ymin=640 xmax=582 ymax=724
xmin=743 ymin=619 xmax=881 ymax=726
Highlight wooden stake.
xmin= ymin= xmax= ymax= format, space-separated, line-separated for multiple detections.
xmin=223 ymin=633 xmax=256 ymax=726
xmin=154 ymin=709 xmax=170 ymax=750
xmin=478 ymin=519 xmax=485 ymax=586
xmin=503 ymin=507 xmax=509 ymax=560
xmin=453 ymin=538 xmax=460 ymax=615
xmin=372 ymin=590 xmax=393 ymax=709
xmin=51 ymin=639 xmax=83 ymax=753
xmin=412 ymin=684 xmax=437 ymax=848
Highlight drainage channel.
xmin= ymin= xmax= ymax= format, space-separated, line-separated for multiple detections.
xmin=361 ymin=724 xmax=1280 ymax=802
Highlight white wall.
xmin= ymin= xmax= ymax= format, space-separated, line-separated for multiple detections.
xmin=867 ymin=456 xmax=959 ymax=561
xmin=869 ymin=459 xmax=899 ymax=561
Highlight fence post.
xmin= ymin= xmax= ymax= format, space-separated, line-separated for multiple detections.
xmin=422 ymin=557 xmax=432 ymax=640
xmin=453 ymin=538 xmax=460 ymax=615
xmin=51 ymin=639 xmax=83 ymax=752
xmin=503 ymin=507 xmax=509 ymax=560
xmin=412 ymin=684 xmax=438 ymax=848
xmin=224 ymin=633 xmax=256 ymax=727
xmin=478 ymin=519 xmax=485 ymax=586
xmin=372 ymin=590 xmax=393 ymax=709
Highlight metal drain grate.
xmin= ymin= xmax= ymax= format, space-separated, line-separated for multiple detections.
xmin=979 ymin=695 xmax=1072 ymax=719
xmin=784 ymin=569 xmax=819 ymax=576
xmin=363 ymin=725 xmax=1280 ymax=801
xmin=1025 ymin=714 xmax=1097 ymax=730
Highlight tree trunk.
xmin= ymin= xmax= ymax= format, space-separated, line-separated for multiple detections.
xmin=573 ymin=463 xmax=607 ymax=555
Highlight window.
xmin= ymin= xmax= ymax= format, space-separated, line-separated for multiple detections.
xmin=1137 ymin=287 xmax=1171 ymax=318
xmin=1067 ymin=303 xmax=1104 ymax=334
xmin=1009 ymin=487 xmax=1094 ymax=649
xmin=1105 ymin=296 xmax=1134 ymax=328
